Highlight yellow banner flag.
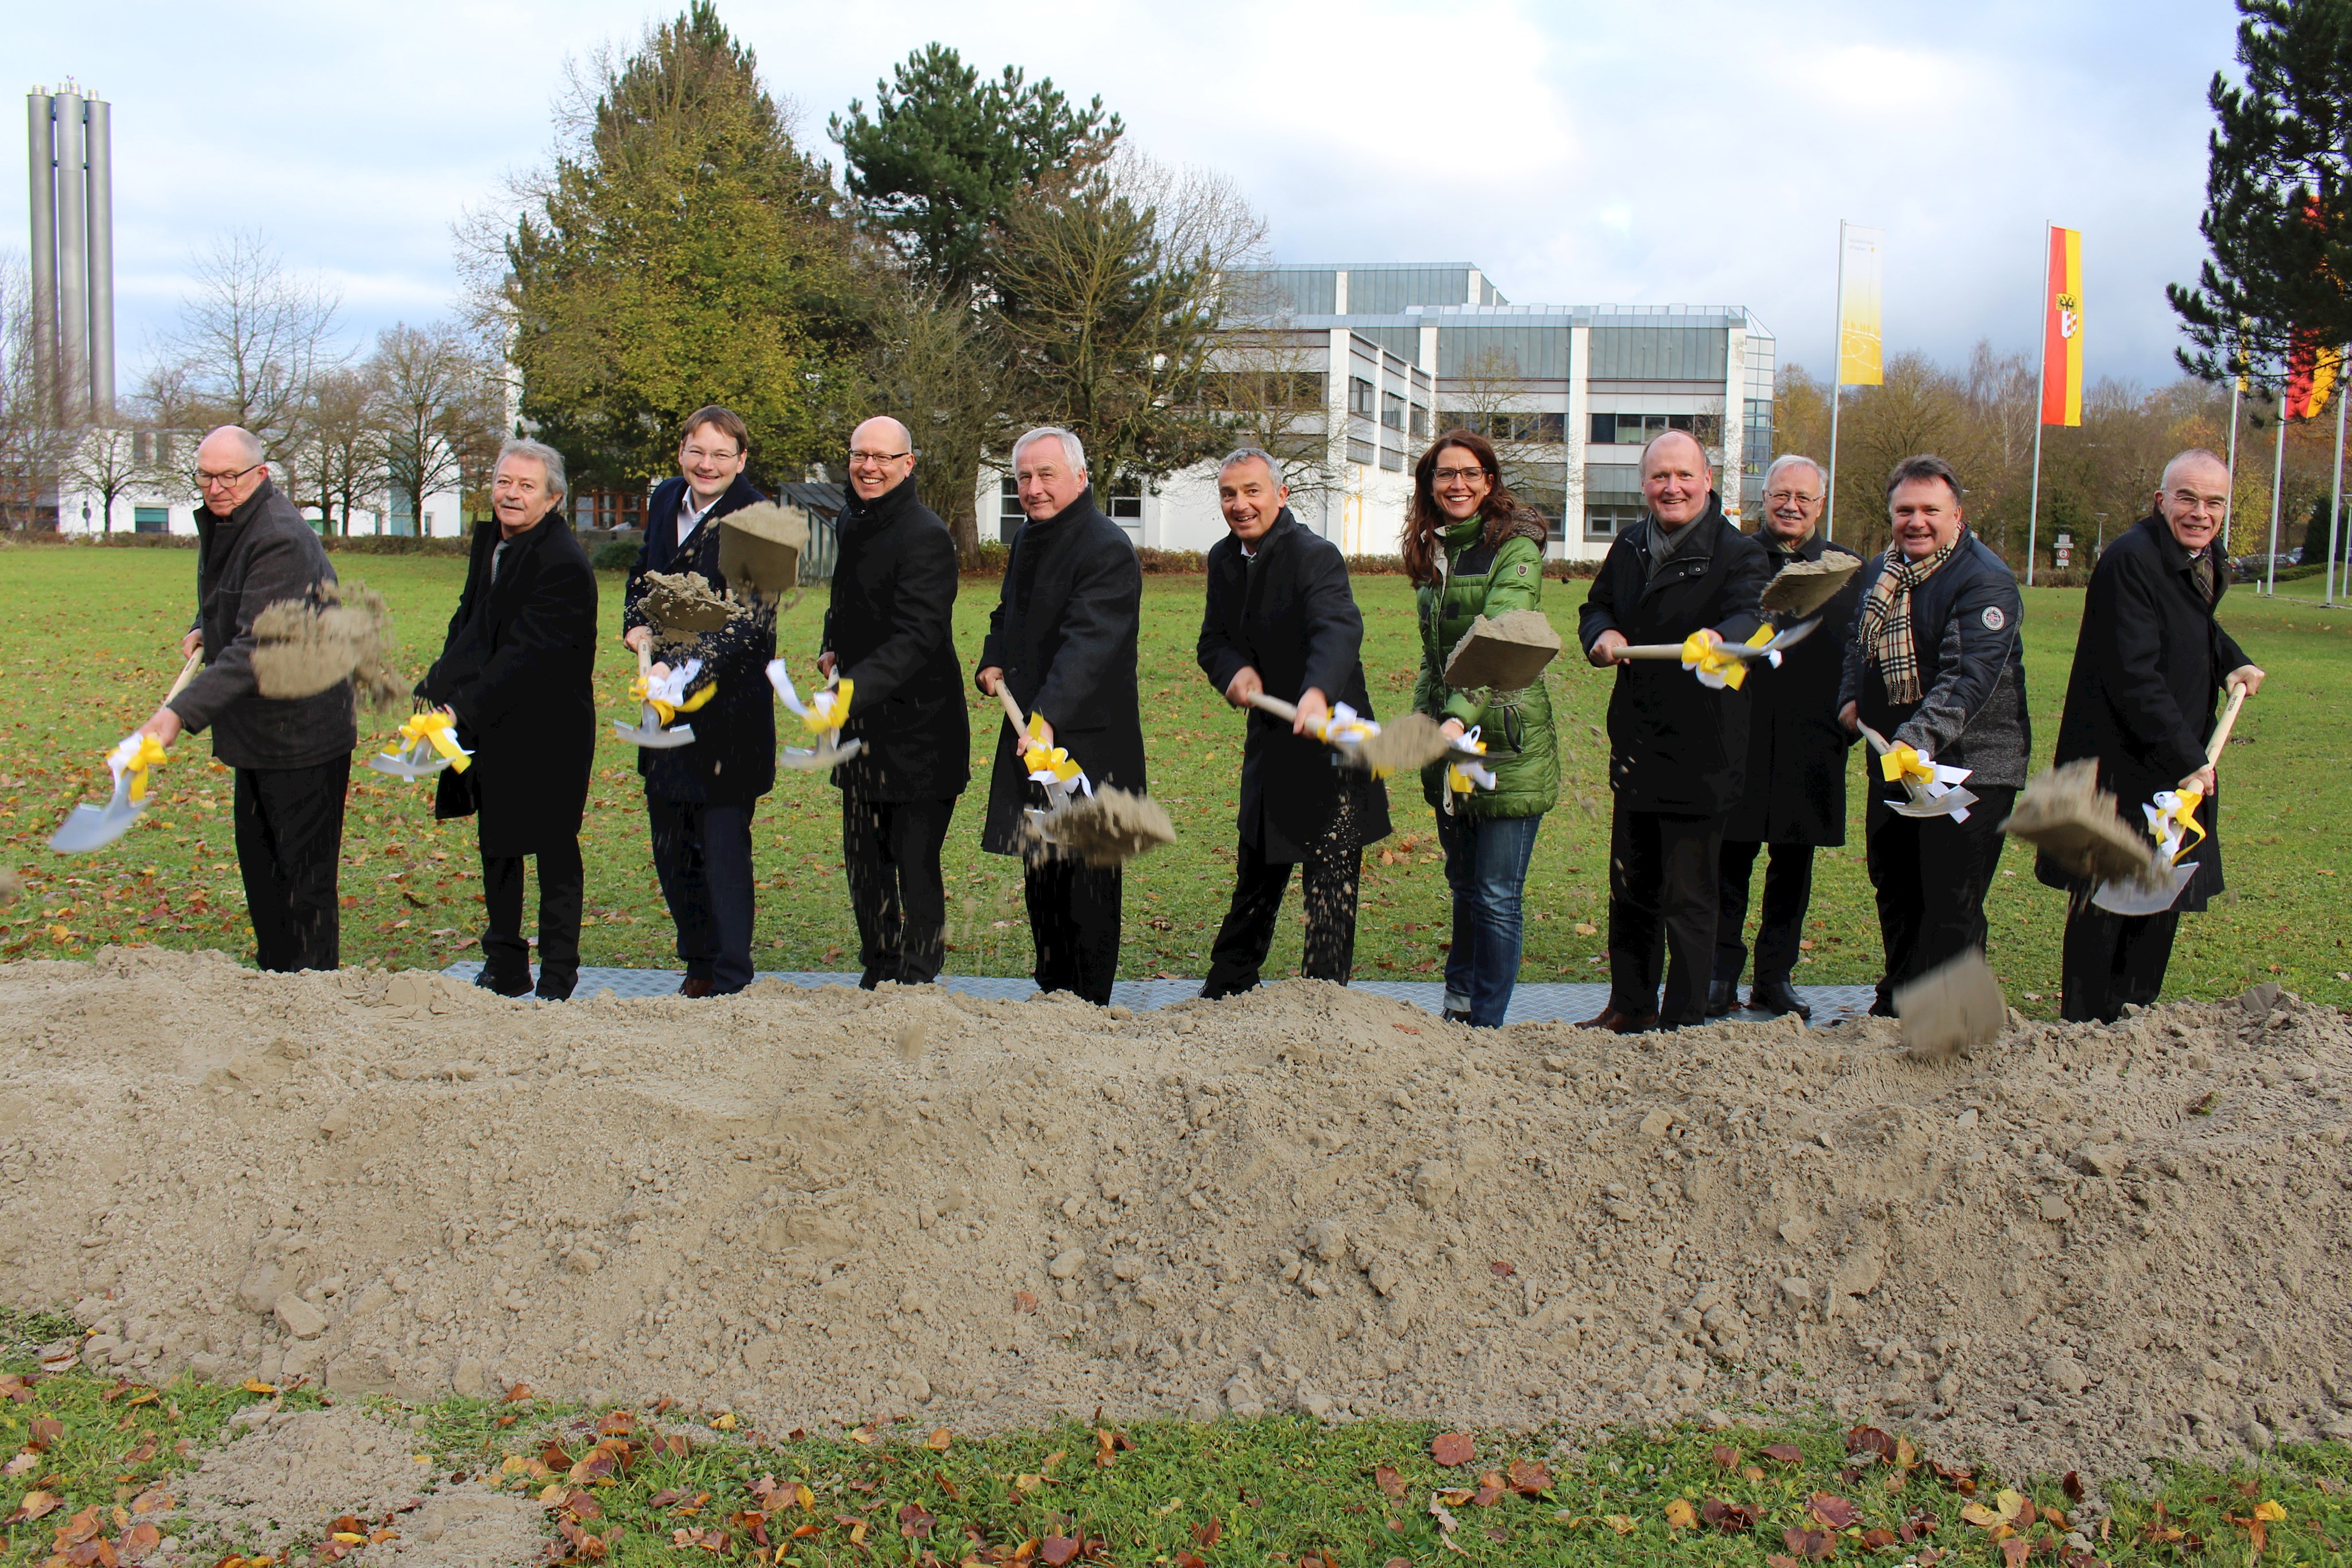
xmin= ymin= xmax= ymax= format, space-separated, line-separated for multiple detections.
xmin=1836 ymin=222 xmax=1885 ymax=388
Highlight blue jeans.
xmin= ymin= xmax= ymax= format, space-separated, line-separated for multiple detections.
xmin=1436 ymin=809 xmax=1544 ymax=1027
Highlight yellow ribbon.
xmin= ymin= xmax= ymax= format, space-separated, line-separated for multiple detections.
xmin=1881 ymin=745 xmax=1938 ymax=789
xmin=2151 ymin=788 xmax=2207 ymax=864
xmin=801 ymin=677 xmax=853 ymax=736
xmin=1022 ymin=713 xmax=1085 ymax=785
xmin=631 ymin=675 xmax=718 ymax=727
xmin=1445 ymin=728 xmax=1492 ymax=795
xmin=1680 ymin=627 xmax=1770 ymax=690
xmin=390 ymin=710 xmax=473 ymax=773
xmin=109 ymin=734 xmax=169 ymax=804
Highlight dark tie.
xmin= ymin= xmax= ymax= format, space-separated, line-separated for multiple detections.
xmin=2189 ymin=551 xmax=2214 ymax=603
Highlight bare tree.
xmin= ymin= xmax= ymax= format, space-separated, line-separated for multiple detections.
xmin=1200 ymin=315 xmax=1339 ymax=519
xmin=159 ymin=231 xmax=346 ymax=463
xmin=1444 ymin=346 xmax=1573 ymax=529
xmin=303 ymin=365 xmax=386 ymax=535
xmin=0 ymin=256 xmax=76 ymax=531
xmin=61 ymin=423 xmax=143 ymax=533
xmin=372 ymin=321 xmax=500 ymax=538
xmin=861 ymin=274 xmax=1007 ymax=557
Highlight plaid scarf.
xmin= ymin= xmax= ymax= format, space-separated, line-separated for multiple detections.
xmin=1858 ymin=533 xmax=1961 ymax=703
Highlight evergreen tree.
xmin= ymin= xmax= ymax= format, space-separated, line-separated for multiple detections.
xmin=506 ymin=3 xmax=861 ymax=489
xmin=2171 ymin=0 xmax=2352 ymax=388
xmin=830 ymin=46 xmax=1122 ymax=304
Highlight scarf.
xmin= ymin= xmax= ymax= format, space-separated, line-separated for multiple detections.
xmin=2189 ymin=548 xmax=2215 ymax=605
xmin=1858 ymin=533 xmax=1961 ymax=704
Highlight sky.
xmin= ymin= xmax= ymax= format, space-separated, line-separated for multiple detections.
xmin=8 ymin=0 xmax=2244 ymax=393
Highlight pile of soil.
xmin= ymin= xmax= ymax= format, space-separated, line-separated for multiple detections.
xmin=2 ymin=948 xmax=2347 ymax=1493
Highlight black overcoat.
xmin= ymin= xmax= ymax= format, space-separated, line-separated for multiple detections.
xmin=1576 ymin=500 xmax=1770 ymax=815
xmin=416 ymin=512 xmax=598 ymax=857
xmin=1195 ymin=509 xmax=1392 ymax=862
xmin=820 ymin=476 xmax=971 ymax=803
xmin=621 ymin=474 xmax=777 ymax=806
xmin=1724 ymin=532 xmax=1862 ymax=845
xmin=976 ymin=488 xmax=1144 ymax=855
xmin=2036 ymin=513 xmax=2252 ymax=909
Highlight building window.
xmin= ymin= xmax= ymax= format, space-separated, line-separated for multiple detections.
xmin=1347 ymin=438 xmax=1376 ymax=466
xmin=1585 ymin=505 xmax=1643 ymax=541
xmin=1380 ymin=447 xmax=1405 ymax=473
xmin=1107 ymin=487 xmax=1143 ymax=520
xmin=1588 ymin=412 xmax=1701 ymax=447
xmin=1440 ymin=411 xmax=1565 ymax=444
xmin=134 ymin=505 xmax=168 ymax=535
xmin=1410 ymin=404 xmax=1429 ymax=440
xmin=1382 ymin=391 xmax=1405 ymax=431
xmin=1349 ymin=377 xmax=1376 ymax=418
xmin=999 ymin=477 xmax=1026 ymax=541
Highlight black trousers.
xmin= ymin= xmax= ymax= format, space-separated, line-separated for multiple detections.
xmin=233 ymin=757 xmax=348 ymax=973
xmin=841 ymin=795 xmax=955 ymax=988
xmin=1715 ymin=839 xmax=1815 ymax=988
xmin=1201 ymin=835 xmax=1362 ymax=1000
xmin=2061 ymin=903 xmax=2181 ymax=1023
xmin=480 ymin=838 xmax=585 ymax=1000
xmin=1863 ymin=784 xmax=2017 ymax=1012
xmin=1608 ymin=804 xmax=1724 ymax=1027
xmin=1023 ymin=854 xmax=1121 ymax=1005
xmin=647 ymin=793 xmax=757 ymax=994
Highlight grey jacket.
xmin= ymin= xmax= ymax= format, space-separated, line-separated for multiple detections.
xmin=1838 ymin=531 xmax=2029 ymax=788
xmin=168 ymin=479 xmax=358 ymax=770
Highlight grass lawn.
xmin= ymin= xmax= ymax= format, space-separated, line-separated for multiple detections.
xmin=0 ymin=544 xmax=2345 ymax=1016
xmin=6 ymin=1307 xmax=2351 ymax=1568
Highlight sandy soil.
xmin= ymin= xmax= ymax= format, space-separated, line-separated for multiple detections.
xmin=2 ymin=947 xmax=2347 ymax=1496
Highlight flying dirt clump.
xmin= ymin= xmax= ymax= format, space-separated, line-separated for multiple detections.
xmin=639 ymin=571 xmax=735 ymax=636
xmin=1023 ymin=787 xmax=1175 ymax=868
xmin=251 ymin=582 xmax=407 ymax=711
xmin=3 ymin=948 xmax=2349 ymax=1497
xmin=2002 ymin=761 xmax=2162 ymax=887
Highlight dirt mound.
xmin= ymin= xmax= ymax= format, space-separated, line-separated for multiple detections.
xmin=3 ymin=949 xmax=2349 ymax=1492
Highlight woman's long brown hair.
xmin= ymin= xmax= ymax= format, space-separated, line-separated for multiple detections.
xmin=1401 ymin=429 xmax=1526 ymax=589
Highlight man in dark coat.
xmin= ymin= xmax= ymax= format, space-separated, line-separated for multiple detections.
xmin=1577 ymin=430 xmax=1769 ymax=1032
xmin=818 ymin=416 xmax=971 ymax=988
xmin=974 ymin=427 xmax=1144 ymax=1006
xmin=1712 ymin=455 xmax=1862 ymax=1021
xmin=621 ymin=406 xmax=778 ymax=997
xmin=2038 ymin=448 xmax=2265 ymax=1021
xmin=415 ymin=439 xmax=598 ymax=1000
xmin=1838 ymin=454 xmax=2029 ymax=1015
xmin=140 ymin=425 xmax=356 ymax=973
xmin=1194 ymin=448 xmax=1391 ymax=997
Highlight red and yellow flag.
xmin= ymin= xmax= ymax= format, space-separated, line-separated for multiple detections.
xmin=2039 ymin=226 xmax=2084 ymax=427
xmin=2285 ymin=330 xmax=2339 ymax=420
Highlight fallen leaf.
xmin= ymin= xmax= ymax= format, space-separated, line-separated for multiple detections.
xmin=1431 ymin=1432 xmax=1475 ymax=1467
xmin=5 ymin=1452 xmax=40 ymax=1476
xmin=6 ymin=1489 xmax=63 ymax=1523
xmin=1014 ymin=1290 xmax=1040 ymax=1313
xmin=1505 ymin=1458 xmax=1550 ymax=1496
xmin=897 ymin=1503 xmax=937 ymax=1539
xmin=1433 ymin=1488 xmax=1476 ymax=1507
xmin=1768 ymin=1557 xmax=1802 ymax=1568
xmin=1194 ymin=1517 xmax=1221 ymax=1547
xmin=1762 ymin=1443 xmax=1804 ymax=1465
xmin=2061 ymin=1470 xmax=2084 ymax=1503
xmin=1999 ymin=1539 xmax=2030 ymax=1568
xmin=1742 ymin=1464 xmax=1767 ymax=1483
xmin=1603 ymin=1514 xmax=1637 ymax=1536
xmin=1809 ymin=1492 xmax=1860 ymax=1531
xmin=2253 ymin=1500 xmax=2286 ymax=1523
xmin=927 ymin=1428 xmax=952 ymax=1452
xmin=240 ymin=1379 xmax=277 ymax=1395
xmin=1038 ymin=1538 xmax=1079 ymax=1566
xmin=1845 ymin=1426 xmax=1897 ymax=1465
xmin=1861 ymin=1527 xmax=1898 ymax=1550
xmin=1784 ymin=1525 xmax=1837 ymax=1560
xmin=1702 ymin=1497 xmax=1757 ymax=1533
xmin=1488 ymin=1260 xmax=1515 ymax=1277
xmin=1664 ymin=1499 xmax=1697 ymax=1531
xmin=1374 ymin=1465 xmax=1407 ymax=1500
xmin=1710 ymin=1445 xmax=1740 ymax=1470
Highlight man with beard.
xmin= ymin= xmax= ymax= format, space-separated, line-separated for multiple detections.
xmin=818 ymin=416 xmax=970 ymax=988
xmin=975 ymin=427 xmax=1144 ymax=1005
xmin=1711 ymin=454 xmax=1861 ymax=1021
xmin=1838 ymin=454 xmax=2028 ymax=1015
xmin=2038 ymin=448 xmax=2264 ymax=1020
xmin=1196 ymin=448 xmax=1390 ymax=997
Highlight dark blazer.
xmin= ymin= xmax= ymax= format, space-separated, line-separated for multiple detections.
xmin=1577 ymin=498 xmax=1770 ymax=814
xmin=1196 ymin=509 xmax=1391 ymax=862
xmin=415 ymin=513 xmax=598 ymax=857
xmin=976 ymin=487 xmax=1144 ymax=854
xmin=168 ymin=478 xmax=357 ymax=770
xmin=621 ymin=474 xmax=777 ymax=805
xmin=2037 ymin=513 xmax=2250 ymax=908
xmin=1838 ymin=529 xmax=2029 ymax=788
xmin=821 ymin=476 xmax=970 ymax=803
xmin=1725 ymin=532 xmax=1863 ymax=845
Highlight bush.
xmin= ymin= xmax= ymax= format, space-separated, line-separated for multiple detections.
xmin=321 ymin=534 xmax=470 ymax=556
xmin=591 ymin=538 xmax=641 ymax=572
xmin=89 ymin=532 xmax=195 ymax=548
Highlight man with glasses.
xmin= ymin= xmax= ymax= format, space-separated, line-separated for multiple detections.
xmin=622 ymin=406 xmax=775 ymax=997
xmin=817 ymin=416 xmax=969 ymax=987
xmin=137 ymin=425 xmax=356 ymax=972
xmin=2037 ymin=448 xmax=2266 ymax=1020
xmin=1711 ymin=455 xmax=1861 ymax=1020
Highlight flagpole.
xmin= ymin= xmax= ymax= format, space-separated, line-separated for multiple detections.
xmin=2266 ymin=404 xmax=2285 ymax=597
xmin=2330 ymin=344 xmax=2347 ymax=609
xmin=2026 ymin=222 xmax=2050 ymax=587
xmin=1827 ymin=220 xmax=1847 ymax=544
xmin=2222 ymin=373 xmax=2241 ymax=555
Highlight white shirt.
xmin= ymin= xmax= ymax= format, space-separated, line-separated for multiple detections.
xmin=678 ymin=487 xmax=723 ymax=547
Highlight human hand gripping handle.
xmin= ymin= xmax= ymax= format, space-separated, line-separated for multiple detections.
xmin=136 ymin=651 xmax=203 ymax=749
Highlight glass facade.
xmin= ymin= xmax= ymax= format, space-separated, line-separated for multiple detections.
xmin=1436 ymin=323 xmax=1572 ymax=381
xmin=1587 ymin=323 xmax=1730 ymax=381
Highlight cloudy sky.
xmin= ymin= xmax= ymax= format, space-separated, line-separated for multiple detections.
xmin=10 ymin=0 xmax=2241 ymax=390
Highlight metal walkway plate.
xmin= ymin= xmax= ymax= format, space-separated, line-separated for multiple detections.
xmin=441 ymin=963 xmax=1880 ymax=1025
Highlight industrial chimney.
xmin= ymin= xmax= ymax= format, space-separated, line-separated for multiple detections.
xmin=26 ymin=81 xmax=115 ymax=420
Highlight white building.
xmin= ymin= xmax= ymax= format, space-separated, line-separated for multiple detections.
xmin=51 ymin=429 xmax=463 ymax=539
xmin=980 ymin=262 xmax=1775 ymax=562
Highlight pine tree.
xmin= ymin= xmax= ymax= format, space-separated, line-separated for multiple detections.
xmin=2171 ymin=0 xmax=2352 ymax=389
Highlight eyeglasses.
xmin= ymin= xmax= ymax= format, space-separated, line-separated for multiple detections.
xmin=1764 ymin=489 xmax=1823 ymax=505
xmin=191 ymin=462 xmax=261 ymax=491
xmin=848 ymin=449 xmax=911 ymax=466
xmin=2168 ymin=490 xmax=2229 ymax=513
xmin=681 ymin=446 xmax=741 ymax=464
xmin=1432 ymin=466 xmax=1490 ymax=484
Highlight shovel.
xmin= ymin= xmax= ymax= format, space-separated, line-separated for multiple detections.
xmin=1856 ymin=721 xmax=1979 ymax=820
xmin=1609 ymin=615 xmax=1823 ymax=673
xmin=50 ymin=651 xmax=199 ymax=854
xmin=369 ymin=708 xmax=472 ymax=781
xmin=992 ymin=681 xmax=1173 ymax=865
xmin=2090 ymin=679 xmax=2250 ymax=917
xmin=767 ymin=659 xmax=864 ymax=772
xmin=1241 ymin=692 xmax=1487 ymax=774
xmin=614 ymin=642 xmax=698 ymax=749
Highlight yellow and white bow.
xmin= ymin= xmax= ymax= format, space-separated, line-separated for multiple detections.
xmin=2144 ymin=788 xmax=2206 ymax=866
xmin=1881 ymin=744 xmax=1978 ymax=822
xmin=1681 ymin=625 xmax=1778 ymax=690
xmin=1445 ymin=724 xmax=1498 ymax=797
xmin=1022 ymin=713 xmax=1090 ymax=800
xmin=765 ymin=660 xmax=852 ymax=737
xmin=384 ymin=710 xmax=473 ymax=773
xmin=104 ymin=733 xmax=169 ymax=805
xmin=1312 ymin=703 xmax=1392 ymax=777
xmin=632 ymin=657 xmax=716 ymax=726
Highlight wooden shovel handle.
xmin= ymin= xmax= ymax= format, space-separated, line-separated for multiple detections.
xmin=2205 ymin=680 xmax=2250 ymax=765
xmin=163 ymin=651 xmax=202 ymax=703
xmin=1244 ymin=691 xmax=1300 ymax=723
xmin=993 ymin=678 xmax=1027 ymax=734
xmin=636 ymin=641 xmax=653 ymax=681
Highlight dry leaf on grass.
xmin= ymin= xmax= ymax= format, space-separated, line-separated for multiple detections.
xmin=1430 ymin=1432 xmax=1475 ymax=1467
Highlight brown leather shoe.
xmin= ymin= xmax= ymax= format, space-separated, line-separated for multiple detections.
xmin=678 ymin=974 xmax=715 ymax=998
xmin=1579 ymin=1006 xmax=1660 ymax=1035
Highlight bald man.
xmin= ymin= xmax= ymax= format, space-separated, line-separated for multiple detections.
xmin=817 ymin=416 xmax=970 ymax=986
xmin=138 ymin=425 xmax=357 ymax=972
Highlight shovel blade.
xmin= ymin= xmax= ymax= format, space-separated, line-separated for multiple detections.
xmin=1890 ymin=785 xmax=1978 ymax=819
xmin=368 ymin=752 xmax=451 ymax=781
xmin=49 ymin=796 xmax=141 ymax=855
xmin=614 ymin=703 xmax=697 ymax=749
xmin=778 ymin=737 xmax=863 ymax=771
xmin=2091 ymin=860 xmax=2198 ymax=917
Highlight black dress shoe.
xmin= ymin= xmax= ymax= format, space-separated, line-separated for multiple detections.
xmin=535 ymin=972 xmax=578 ymax=1002
xmin=1748 ymin=975 xmax=1812 ymax=1020
xmin=678 ymin=974 xmax=715 ymax=998
xmin=1706 ymin=979 xmax=1738 ymax=1016
xmin=1579 ymin=1006 xmax=1660 ymax=1035
xmin=475 ymin=966 xmax=532 ymax=999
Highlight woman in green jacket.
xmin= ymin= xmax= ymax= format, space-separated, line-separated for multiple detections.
xmin=1404 ymin=430 xmax=1560 ymax=1026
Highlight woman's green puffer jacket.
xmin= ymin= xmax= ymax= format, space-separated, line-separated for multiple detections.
xmin=1412 ymin=508 xmax=1560 ymax=817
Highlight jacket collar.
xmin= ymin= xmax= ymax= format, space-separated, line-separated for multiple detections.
xmin=200 ymin=477 xmax=278 ymax=538
xmin=842 ymin=475 xmax=917 ymax=531
xmin=670 ymin=473 xmax=763 ymax=551
xmin=1020 ymin=485 xmax=1098 ymax=535
xmin=2138 ymin=511 xmax=2226 ymax=606
xmin=1237 ymin=508 xmax=1295 ymax=559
